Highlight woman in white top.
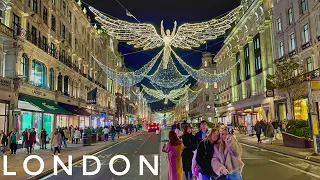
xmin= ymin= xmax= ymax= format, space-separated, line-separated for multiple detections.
xmin=175 ymin=123 xmax=183 ymax=139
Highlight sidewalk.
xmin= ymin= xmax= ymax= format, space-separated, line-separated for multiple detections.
xmin=0 ymin=132 xmax=141 ymax=180
xmin=236 ymin=132 xmax=320 ymax=163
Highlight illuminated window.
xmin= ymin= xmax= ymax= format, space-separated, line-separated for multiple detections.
xmin=294 ymin=99 xmax=308 ymax=120
xmin=214 ymin=82 xmax=218 ymax=89
xmin=205 ymin=83 xmax=209 ymax=89
xmin=31 ymin=59 xmax=47 ymax=88
xmin=204 ymin=61 xmax=208 ymax=67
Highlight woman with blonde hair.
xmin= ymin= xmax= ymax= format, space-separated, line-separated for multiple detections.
xmin=212 ymin=129 xmax=244 ymax=180
xmin=195 ymin=128 xmax=220 ymax=180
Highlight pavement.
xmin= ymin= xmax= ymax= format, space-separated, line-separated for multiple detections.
xmin=0 ymin=132 xmax=140 ymax=180
xmin=236 ymin=132 xmax=320 ymax=163
xmin=39 ymin=131 xmax=160 ymax=180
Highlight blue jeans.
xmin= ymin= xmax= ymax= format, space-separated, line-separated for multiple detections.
xmin=227 ymin=170 xmax=243 ymax=180
xmin=104 ymin=133 xmax=109 ymax=141
xmin=201 ymin=174 xmax=214 ymax=180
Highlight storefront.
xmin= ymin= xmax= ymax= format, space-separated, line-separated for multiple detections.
xmin=99 ymin=112 xmax=107 ymax=127
xmin=58 ymin=103 xmax=91 ymax=128
xmin=0 ymin=101 xmax=9 ymax=133
xmin=18 ymin=95 xmax=72 ymax=139
xmin=294 ymin=99 xmax=308 ymax=120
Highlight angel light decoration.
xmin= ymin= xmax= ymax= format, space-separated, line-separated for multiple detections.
xmin=89 ymin=6 xmax=241 ymax=69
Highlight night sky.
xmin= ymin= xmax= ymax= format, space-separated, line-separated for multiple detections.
xmin=82 ymin=0 xmax=240 ymax=111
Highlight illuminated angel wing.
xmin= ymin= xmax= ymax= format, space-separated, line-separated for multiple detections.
xmin=171 ymin=6 xmax=241 ymax=49
xmin=89 ymin=6 xmax=163 ymax=50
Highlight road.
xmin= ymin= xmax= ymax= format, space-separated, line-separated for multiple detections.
xmin=41 ymin=131 xmax=161 ymax=180
xmin=39 ymin=128 xmax=320 ymax=180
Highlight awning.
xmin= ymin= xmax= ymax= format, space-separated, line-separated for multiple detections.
xmin=58 ymin=103 xmax=91 ymax=116
xmin=19 ymin=95 xmax=72 ymax=115
xmin=18 ymin=100 xmax=42 ymax=112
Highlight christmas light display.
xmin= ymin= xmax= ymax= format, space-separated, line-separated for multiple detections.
xmin=94 ymin=49 xmax=163 ymax=86
xmin=171 ymin=87 xmax=202 ymax=106
xmin=89 ymin=6 xmax=241 ymax=69
xmin=141 ymin=84 xmax=191 ymax=101
xmin=146 ymin=55 xmax=190 ymax=88
xmin=172 ymin=50 xmax=240 ymax=85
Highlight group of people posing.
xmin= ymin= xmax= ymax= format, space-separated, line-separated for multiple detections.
xmin=163 ymin=121 xmax=244 ymax=180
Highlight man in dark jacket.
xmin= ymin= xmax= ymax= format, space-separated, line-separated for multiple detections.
xmin=196 ymin=140 xmax=217 ymax=179
xmin=272 ymin=120 xmax=280 ymax=140
xmin=195 ymin=121 xmax=208 ymax=147
xmin=181 ymin=120 xmax=189 ymax=131
xmin=254 ymin=121 xmax=263 ymax=143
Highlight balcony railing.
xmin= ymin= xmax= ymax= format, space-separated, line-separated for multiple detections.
xmin=301 ymin=42 xmax=311 ymax=50
xmin=0 ymin=23 xmax=13 ymax=39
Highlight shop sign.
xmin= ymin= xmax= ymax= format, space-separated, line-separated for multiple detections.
xmin=312 ymin=91 xmax=320 ymax=102
xmin=266 ymin=79 xmax=274 ymax=97
xmin=312 ymin=114 xmax=319 ymax=135
xmin=0 ymin=77 xmax=12 ymax=90
xmin=32 ymin=89 xmax=46 ymax=97
xmin=311 ymin=81 xmax=320 ymax=90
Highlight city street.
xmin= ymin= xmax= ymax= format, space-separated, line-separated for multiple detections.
xmin=40 ymin=131 xmax=161 ymax=180
xmin=36 ymin=128 xmax=320 ymax=180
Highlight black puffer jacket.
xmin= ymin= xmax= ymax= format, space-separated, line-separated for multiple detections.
xmin=196 ymin=140 xmax=217 ymax=178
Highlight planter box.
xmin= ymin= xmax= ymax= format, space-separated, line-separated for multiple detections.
xmin=282 ymin=132 xmax=313 ymax=148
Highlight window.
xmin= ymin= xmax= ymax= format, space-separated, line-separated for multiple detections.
xmin=28 ymin=0 xmax=31 ymax=7
xmin=204 ymin=61 xmax=208 ymax=67
xmin=64 ymin=76 xmax=69 ymax=95
xmin=303 ymin=24 xmax=309 ymax=43
xmin=50 ymin=43 xmax=56 ymax=57
xmin=31 ymin=26 xmax=37 ymax=45
xmin=236 ymin=53 xmax=241 ymax=83
xmin=31 ymin=59 xmax=47 ymax=88
xmin=205 ymin=94 xmax=209 ymax=102
xmin=213 ymin=70 xmax=217 ymax=74
xmin=57 ymin=73 xmax=62 ymax=92
xmin=52 ymin=0 xmax=56 ymax=5
xmin=279 ymin=41 xmax=284 ymax=58
xmin=42 ymin=36 xmax=47 ymax=52
xmin=51 ymin=15 xmax=55 ymax=32
xmin=110 ymin=38 xmax=114 ymax=51
xmin=307 ymin=57 xmax=313 ymax=72
xmin=13 ymin=13 xmax=20 ymax=36
xmin=244 ymin=45 xmax=250 ymax=79
xmin=20 ymin=54 xmax=29 ymax=81
xmin=288 ymin=8 xmax=293 ymax=25
xmin=254 ymin=34 xmax=262 ymax=73
xmin=61 ymin=24 xmax=65 ymax=39
xmin=62 ymin=1 xmax=66 ymax=15
xmin=301 ymin=0 xmax=307 ymax=13
xmin=289 ymin=33 xmax=295 ymax=52
xmin=277 ymin=17 xmax=282 ymax=32
xmin=68 ymin=11 xmax=72 ymax=23
xmin=43 ymin=7 xmax=48 ymax=24
xmin=214 ymin=82 xmax=218 ymax=89
xmin=49 ymin=68 xmax=55 ymax=91
xmin=33 ymin=0 xmax=37 ymax=13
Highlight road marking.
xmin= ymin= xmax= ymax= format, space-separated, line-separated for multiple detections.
xmin=269 ymin=160 xmax=320 ymax=179
xmin=39 ymin=133 xmax=142 ymax=179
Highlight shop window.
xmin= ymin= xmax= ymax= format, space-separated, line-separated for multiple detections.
xmin=64 ymin=75 xmax=69 ymax=96
xmin=57 ymin=73 xmax=62 ymax=92
xmin=49 ymin=68 xmax=54 ymax=91
xmin=20 ymin=54 xmax=29 ymax=81
xmin=31 ymin=59 xmax=47 ymax=88
xmin=294 ymin=99 xmax=308 ymax=120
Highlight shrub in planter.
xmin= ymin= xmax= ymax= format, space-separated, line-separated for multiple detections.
xmin=283 ymin=120 xmax=313 ymax=148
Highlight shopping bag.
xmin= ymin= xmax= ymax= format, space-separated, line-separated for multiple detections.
xmin=22 ymin=143 xmax=26 ymax=154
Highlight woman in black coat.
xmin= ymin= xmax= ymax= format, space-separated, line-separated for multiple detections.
xmin=182 ymin=126 xmax=196 ymax=180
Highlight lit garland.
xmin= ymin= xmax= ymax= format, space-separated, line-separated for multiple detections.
xmin=89 ymin=6 xmax=241 ymax=69
xmin=172 ymin=50 xmax=240 ymax=85
xmin=150 ymin=79 xmax=188 ymax=94
xmin=146 ymin=53 xmax=190 ymax=88
xmin=132 ymin=90 xmax=161 ymax=103
xmin=94 ymin=49 xmax=163 ymax=86
xmin=171 ymin=87 xmax=202 ymax=106
xmin=141 ymin=84 xmax=191 ymax=101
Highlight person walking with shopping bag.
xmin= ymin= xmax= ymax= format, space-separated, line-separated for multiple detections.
xmin=50 ymin=129 xmax=60 ymax=156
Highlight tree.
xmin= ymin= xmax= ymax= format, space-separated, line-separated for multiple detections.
xmin=267 ymin=55 xmax=307 ymax=120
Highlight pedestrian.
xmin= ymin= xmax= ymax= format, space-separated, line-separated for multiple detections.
xmin=162 ymin=130 xmax=184 ymax=180
xmin=0 ymin=130 xmax=7 ymax=156
xmin=266 ymin=122 xmax=274 ymax=144
xmin=110 ymin=126 xmax=116 ymax=142
xmin=254 ymin=121 xmax=262 ymax=143
xmin=195 ymin=120 xmax=208 ymax=147
xmin=103 ymin=126 xmax=110 ymax=141
xmin=182 ymin=126 xmax=196 ymax=180
xmin=64 ymin=127 xmax=70 ymax=143
xmin=41 ymin=129 xmax=47 ymax=149
xmin=181 ymin=120 xmax=189 ymax=131
xmin=74 ymin=128 xmax=81 ymax=144
xmin=212 ymin=129 xmax=244 ymax=180
xmin=80 ymin=127 xmax=84 ymax=139
xmin=261 ymin=120 xmax=267 ymax=137
xmin=272 ymin=120 xmax=280 ymax=140
xmin=70 ymin=127 xmax=75 ymax=143
xmin=175 ymin=123 xmax=183 ymax=140
xmin=196 ymin=128 xmax=219 ymax=180
xmin=38 ymin=129 xmax=43 ymax=149
xmin=50 ymin=129 xmax=60 ymax=156
xmin=9 ymin=128 xmax=19 ymax=155
xmin=31 ymin=128 xmax=36 ymax=153
xmin=116 ymin=125 xmax=121 ymax=139
xmin=24 ymin=129 xmax=36 ymax=155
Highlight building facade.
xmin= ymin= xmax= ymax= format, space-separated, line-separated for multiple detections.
xmin=0 ymin=0 xmax=122 ymax=138
xmin=189 ymin=52 xmax=218 ymax=123
xmin=272 ymin=0 xmax=320 ymax=121
xmin=215 ymin=0 xmax=274 ymax=133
